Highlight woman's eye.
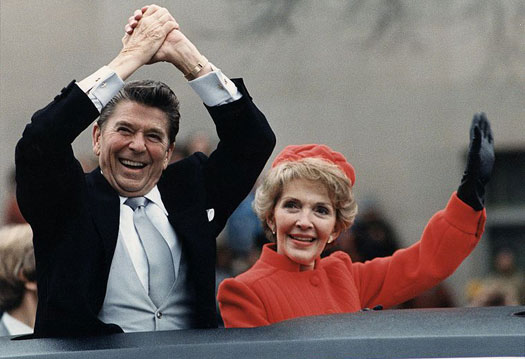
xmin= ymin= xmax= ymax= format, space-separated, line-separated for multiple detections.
xmin=283 ymin=201 xmax=298 ymax=209
xmin=316 ymin=206 xmax=330 ymax=215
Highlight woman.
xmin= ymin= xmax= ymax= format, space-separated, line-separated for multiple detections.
xmin=218 ymin=114 xmax=493 ymax=328
xmin=0 ymin=224 xmax=36 ymax=336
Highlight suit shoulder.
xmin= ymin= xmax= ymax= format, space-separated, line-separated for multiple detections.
xmin=162 ymin=153 xmax=207 ymax=177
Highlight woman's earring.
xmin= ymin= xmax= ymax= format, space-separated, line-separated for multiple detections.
xmin=328 ymin=235 xmax=333 ymax=243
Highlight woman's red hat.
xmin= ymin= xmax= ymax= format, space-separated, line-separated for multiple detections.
xmin=272 ymin=144 xmax=356 ymax=186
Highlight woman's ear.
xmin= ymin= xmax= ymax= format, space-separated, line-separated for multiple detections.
xmin=328 ymin=226 xmax=342 ymax=244
xmin=266 ymin=215 xmax=275 ymax=234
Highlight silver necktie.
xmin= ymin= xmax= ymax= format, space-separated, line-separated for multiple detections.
xmin=125 ymin=197 xmax=175 ymax=307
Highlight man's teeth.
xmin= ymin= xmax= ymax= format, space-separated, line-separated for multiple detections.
xmin=121 ymin=159 xmax=145 ymax=168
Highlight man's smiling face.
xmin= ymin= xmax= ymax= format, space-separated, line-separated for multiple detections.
xmin=92 ymin=100 xmax=174 ymax=197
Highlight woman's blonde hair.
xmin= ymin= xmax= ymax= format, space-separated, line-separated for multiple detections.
xmin=253 ymin=157 xmax=358 ymax=242
xmin=0 ymin=224 xmax=35 ymax=311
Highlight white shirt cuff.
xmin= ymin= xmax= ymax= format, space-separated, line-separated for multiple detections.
xmin=76 ymin=66 xmax=124 ymax=112
xmin=188 ymin=64 xmax=241 ymax=106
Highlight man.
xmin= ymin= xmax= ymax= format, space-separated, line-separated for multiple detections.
xmin=0 ymin=224 xmax=36 ymax=337
xmin=15 ymin=6 xmax=275 ymax=337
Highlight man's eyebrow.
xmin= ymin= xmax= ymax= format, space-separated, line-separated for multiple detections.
xmin=112 ymin=121 xmax=165 ymax=134
xmin=113 ymin=120 xmax=133 ymax=127
xmin=146 ymin=127 xmax=166 ymax=135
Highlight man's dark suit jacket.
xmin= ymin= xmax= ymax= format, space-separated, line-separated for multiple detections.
xmin=15 ymin=79 xmax=275 ymax=338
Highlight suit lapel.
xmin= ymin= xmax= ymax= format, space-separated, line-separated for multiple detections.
xmin=86 ymin=168 xmax=120 ymax=267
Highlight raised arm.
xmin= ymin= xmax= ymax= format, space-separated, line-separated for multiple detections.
xmin=123 ymin=6 xmax=212 ymax=80
xmin=15 ymin=6 xmax=178 ymax=249
xmin=456 ymin=112 xmax=495 ymax=211
xmin=352 ymin=113 xmax=494 ymax=309
xmin=108 ymin=5 xmax=179 ymax=80
xmin=123 ymin=7 xmax=276 ymax=232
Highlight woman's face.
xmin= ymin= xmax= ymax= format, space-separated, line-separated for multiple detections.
xmin=267 ymin=178 xmax=339 ymax=271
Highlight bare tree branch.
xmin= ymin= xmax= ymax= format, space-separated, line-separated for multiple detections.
xmin=241 ymin=0 xmax=301 ymax=37
xmin=232 ymin=0 xmax=524 ymax=79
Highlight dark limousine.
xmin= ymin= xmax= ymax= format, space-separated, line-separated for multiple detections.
xmin=1 ymin=306 xmax=524 ymax=359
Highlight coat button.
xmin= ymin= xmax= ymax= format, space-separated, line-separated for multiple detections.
xmin=156 ymin=311 xmax=162 ymax=319
xmin=310 ymin=275 xmax=320 ymax=286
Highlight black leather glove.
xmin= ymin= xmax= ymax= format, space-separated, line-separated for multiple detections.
xmin=457 ymin=112 xmax=495 ymax=211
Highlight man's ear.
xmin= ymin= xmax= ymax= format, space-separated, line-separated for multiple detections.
xmin=92 ymin=123 xmax=101 ymax=156
xmin=163 ymin=142 xmax=175 ymax=169
xmin=18 ymin=270 xmax=37 ymax=292
xmin=25 ymin=281 xmax=37 ymax=292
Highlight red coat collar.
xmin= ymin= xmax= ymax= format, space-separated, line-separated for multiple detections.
xmin=259 ymin=243 xmax=322 ymax=272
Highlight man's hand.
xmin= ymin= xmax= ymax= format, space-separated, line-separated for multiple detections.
xmin=457 ymin=113 xmax=495 ymax=210
xmin=108 ymin=5 xmax=178 ymax=80
xmin=125 ymin=6 xmax=212 ymax=79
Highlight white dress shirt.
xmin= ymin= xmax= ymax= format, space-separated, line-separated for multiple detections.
xmin=0 ymin=312 xmax=33 ymax=336
xmin=76 ymin=64 xmax=241 ymax=110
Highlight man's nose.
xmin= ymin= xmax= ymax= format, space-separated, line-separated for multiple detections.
xmin=128 ymin=133 xmax=147 ymax=152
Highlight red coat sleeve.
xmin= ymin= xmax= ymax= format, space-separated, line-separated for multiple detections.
xmin=350 ymin=192 xmax=486 ymax=309
xmin=218 ymin=278 xmax=270 ymax=328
